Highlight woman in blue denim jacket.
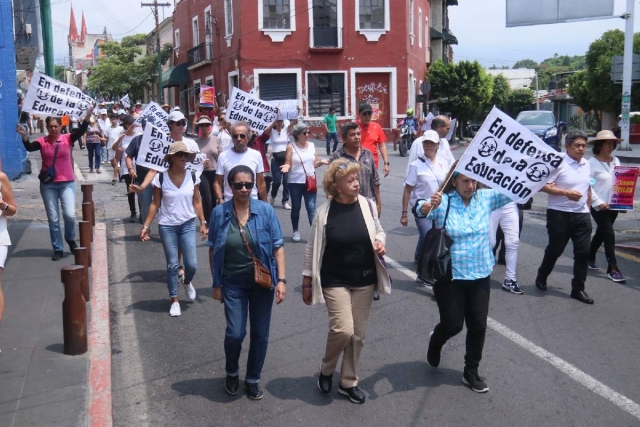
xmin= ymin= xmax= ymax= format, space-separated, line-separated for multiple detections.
xmin=207 ymin=165 xmax=287 ymax=401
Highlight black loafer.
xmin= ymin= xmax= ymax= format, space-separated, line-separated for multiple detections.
xmin=426 ymin=331 xmax=441 ymax=368
xmin=51 ymin=251 xmax=63 ymax=261
xmin=570 ymin=290 xmax=594 ymax=305
xmin=67 ymin=240 xmax=78 ymax=254
xmin=318 ymin=369 xmax=333 ymax=394
xmin=245 ymin=382 xmax=264 ymax=400
xmin=338 ymin=385 xmax=365 ymax=404
xmin=224 ymin=375 xmax=239 ymax=396
xmin=373 ymin=291 xmax=380 ymax=301
xmin=535 ymin=280 xmax=547 ymax=291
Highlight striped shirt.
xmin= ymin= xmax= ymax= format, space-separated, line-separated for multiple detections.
xmin=330 ymin=147 xmax=379 ymax=201
xmin=415 ymin=189 xmax=511 ymax=280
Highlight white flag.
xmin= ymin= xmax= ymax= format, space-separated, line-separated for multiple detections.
xmin=120 ymin=94 xmax=131 ymax=109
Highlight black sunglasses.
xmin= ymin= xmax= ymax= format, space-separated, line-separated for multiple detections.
xmin=231 ymin=182 xmax=254 ymax=190
xmin=198 ymin=123 xmax=211 ymax=128
xmin=170 ymin=120 xmax=187 ymax=126
xmin=232 ymin=133 xmax=247 ymax=140
xmin=175 ymin=152 xmax=191 ymax=158
xmin=361 ymin=112 xmax=372 ymax=116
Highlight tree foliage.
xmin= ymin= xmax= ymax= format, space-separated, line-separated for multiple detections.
xmin=490 ymin=74 xmax=511 ymax=111
xmin=506 ymin=89 xmax=535 ymax=118
xmin=86 ymin=33 xmax=173 ymax=102
xmin=513 ymin=59 xmax=538 ymax=70
xmin=54 ymin=65 xmax=66 ymax=82
xmin=428 ymin=60 xmax=493 ymax=135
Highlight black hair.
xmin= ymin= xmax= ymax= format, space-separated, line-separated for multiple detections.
xmin=341 ymin=121 xmax=360 ymax=140
xmin=228 ymin=165 xmax=255 ymax=188
xmin=431 ymin=117 xmax=446 ymax=130
xmin=329 ymin=106 xmax=336 ymax=111
xmin=45 ymin=116 xmax=60 ymax=126
xmin=593 ymin=138 xmax=617 ymax=155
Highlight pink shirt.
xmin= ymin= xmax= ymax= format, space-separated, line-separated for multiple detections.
xmin=37 ymin=133 xmax=75 ymax=182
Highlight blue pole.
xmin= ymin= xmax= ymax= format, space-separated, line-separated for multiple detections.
xmin=0 ymin=1 xmax=23 ymax=179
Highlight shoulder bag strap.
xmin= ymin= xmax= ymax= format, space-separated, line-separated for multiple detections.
xmin=442 ymin=196 xmax=451 ymax=230
xmin=234 ymin=207 xmax=258 ymax=260
xmin=51 ymin=140 xmax=61 ymax=167
xmin=291 ymin=143 xmax=311 ymax=177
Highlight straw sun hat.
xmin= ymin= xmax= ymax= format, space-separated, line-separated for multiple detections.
xmin=163 ymin=141 xmax=196 ymax=163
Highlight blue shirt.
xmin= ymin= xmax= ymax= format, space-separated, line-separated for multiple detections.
xmin=416 ymin=190 xmax=511 ymax=280
xmin=207 ymin=198 xmax=284 ymax=288
xmin=404 ymin=117 xmax=418 ymax=133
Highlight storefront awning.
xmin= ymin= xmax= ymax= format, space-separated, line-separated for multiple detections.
xmin=161 ymin=62 xmax=189 ymax=88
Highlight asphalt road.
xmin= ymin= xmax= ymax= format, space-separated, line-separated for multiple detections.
xmin=98 ymin=142 xmax=640 ymax=427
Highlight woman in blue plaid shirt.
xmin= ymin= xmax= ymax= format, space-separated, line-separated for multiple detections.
xmin=415 ymin=167 xmax=511 ymax=394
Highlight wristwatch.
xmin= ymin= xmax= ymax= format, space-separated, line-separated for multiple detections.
xmin=277 ymin=278 xmax=287 ymax=284
xmin=384 ymin=162 xmax=390 ymax=166
xmin=0 ymin=203 xmax=9 ymax=211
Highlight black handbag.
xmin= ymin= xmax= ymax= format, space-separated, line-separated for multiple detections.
xmin=416 ymin=197 xmax=453 ymax=285
xmin=38 ymin=140 xmax=60 ymax=184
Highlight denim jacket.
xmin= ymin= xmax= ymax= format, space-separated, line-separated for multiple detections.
xmin=207 ymin=198 xmax=284 ymax=288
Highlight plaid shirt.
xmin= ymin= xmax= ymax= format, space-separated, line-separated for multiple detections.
xmin=416 ymin=189 xmax=510 ymax=280
xmin=330 ymin=147 xmax=380 ymax=201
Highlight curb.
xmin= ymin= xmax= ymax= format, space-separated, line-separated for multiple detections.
xmin=87 ymin=223 xmax=112 ymax=427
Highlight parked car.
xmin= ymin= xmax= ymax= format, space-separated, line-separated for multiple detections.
xmin=467 ymin=123 xmax=481 ymax=137
xmin=515 ymin=110 xmax=565 ymax=151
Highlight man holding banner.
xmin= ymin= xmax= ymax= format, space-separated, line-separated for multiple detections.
xmin=535 ymin=130 xmax=594 ymax=305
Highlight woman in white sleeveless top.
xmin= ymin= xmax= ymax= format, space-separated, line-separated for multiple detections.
xmin=0 ymin=172 xmax=18 ymax=324
xmin=281 ymin=123 xmax=328 ymax=242
xmin=265 ymin=119 xmax=292 ymax=209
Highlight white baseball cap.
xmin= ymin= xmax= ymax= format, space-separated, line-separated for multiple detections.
xmin=99 ymin=109 xmax=108 ymax=115
xmin=422 ymin=130 xmax=440 ymax=143
xmin=167 ymin=111 xmax=186 ymax=122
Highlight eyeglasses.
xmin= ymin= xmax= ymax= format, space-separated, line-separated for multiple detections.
xmin=232 ymin=134 xmax=247 ymax=140
xmin=175 ymin=152 xmax=191 ymax=158
xmin=47 ymin=125 xmax=60 ymax=129
xmin=302 ymin=131 xmax=309 ymax=135
xmin=361 ymin=112 xmax=372 ymax=116
xmin=170 ymin=120 xmax=187 ymax=127
xmin=198 ymin=124 xmax=211 ymax=128
xmin=231 ymin=182 xmax=254 ymax=190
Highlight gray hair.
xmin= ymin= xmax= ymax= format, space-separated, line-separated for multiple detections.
xmin=231 ymin=121 xmax=250 ymax=134
xmin=291 ymin=122 xmax=309 ymax=140
xmin=565 ymin=130 xmax=588 ymax=146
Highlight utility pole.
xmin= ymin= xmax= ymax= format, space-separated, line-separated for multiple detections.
xmin=535 ymin=70 xmax=539 ymax=111
xmin=619 ymin=0 xmax=634 ymax=151
xmin=39 ymin=0 xmax=55 ymax=76
xmin=141 ymin=0 xmax=170 ymax=103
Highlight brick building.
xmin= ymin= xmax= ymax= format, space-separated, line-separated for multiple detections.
xmin=169 ymin=0 xmax=442 ymax=134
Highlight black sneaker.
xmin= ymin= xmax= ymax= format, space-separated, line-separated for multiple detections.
xmin=318 ymin=369 xmax=333 ymax=394
xmin=373 ymin=291 xmax=380 ymax=301
xmin=502 ymin=279 xmax=524 ymax=295
xmin=224 ymin=375 xmax=239 ymax=396
xmin=51 ymin=250 xmax=63 ymax=261
xmin=338 ymin=385 xmax=365 ymax=404
xmin=426 ymin=331 xmax=441 ymax=368
xmin=67 ymin=240 xmax=78 ymax=254
xmin=129 ymin=213 xmax=137 ymax=223
xmin=245 ymin=383 xmax=264 ymax=400
xmin=462 ymin=369 xmax=489 ymax=393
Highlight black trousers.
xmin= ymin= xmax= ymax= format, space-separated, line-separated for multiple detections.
xmin=589 ymin=208 xmax=619 ymax=273
xmin=200 ymin=170 xmax=217 ymax=222
xmin=123 ymin=174 xmax=137 ymax=215
xmin=537 ymin=209 xmax=592 ymax=291
xmin=432 ymin=276 xmax=490 ymax=370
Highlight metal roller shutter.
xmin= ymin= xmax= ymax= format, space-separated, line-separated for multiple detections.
xmin=258 ymin=74 xmax=297 ymax=101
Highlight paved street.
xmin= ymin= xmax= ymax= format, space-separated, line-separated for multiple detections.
xmin=90 ymin=141 xmax=640 ymax=426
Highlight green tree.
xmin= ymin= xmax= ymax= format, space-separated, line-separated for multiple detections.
xmin=506 ymin=89 xmax=535 ymax=118
xmin=54 ymin=65 xmax=66 ymax=82
xmin=86 ymin=34 xmax=172 ymax=102
xmin=513 ymin=59 xmax=538 ymax=70
xmin=490 ymin=74 xmax=511 ymax=111
xmin=428 ymin=60 xmax=493 ymax=137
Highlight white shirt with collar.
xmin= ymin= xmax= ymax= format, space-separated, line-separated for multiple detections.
xmin=405 ymin=135 xmax=455 ymax=184
xmin=588 ymin=155 xmax=620 ymax=210
xmin=547 ymin=154 xmax=591 ymax=213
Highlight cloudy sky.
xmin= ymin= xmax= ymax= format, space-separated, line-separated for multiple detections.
xmin=50 ymin=0 xmax=633 ymax=67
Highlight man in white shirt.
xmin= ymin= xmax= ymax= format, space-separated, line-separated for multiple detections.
xmin=215 ymin=122 xmax=267 ymax=203
xmin=535 ymin=130 xmax=594 ymax=305
xmin=405 ymin=115 xmax=456 ymax=183
xmin=98 ymin=109 xmax=110 ymax=163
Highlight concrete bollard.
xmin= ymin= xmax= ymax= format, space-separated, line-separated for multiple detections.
xmin=62 ymin=265 xmax=87 ymax=355
xmin=81 ymin=184 xmax=95 ymax=226
xmin=74 ymin=247 xmax=90 ymax=302
xmin=79 ymin=221 xmax=92 ymax=267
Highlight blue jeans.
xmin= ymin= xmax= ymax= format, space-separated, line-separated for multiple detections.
xmin=270 ymin=157 xmax=289 ymax=203
xmin=326 ymin=132 xmax=339 ymax=154
xmin=222 ymin=273 xmax=274 ymax=383
xmin=40 ymin=181 xmax=76 ymax=252
xmin=158 ymin=218 xmax=197 ymax=298
xmin=137 ymin=183 xmax=153 ymax=230
xmin=86 ymin=143 xmax=101 ymax=169
xmin=414 ymin=216 xmax=433 ymax=261
xmin=288 ymin=183 xmax=316 ymax=231
xmin=101 ymin=146 xmax=108 ymax=162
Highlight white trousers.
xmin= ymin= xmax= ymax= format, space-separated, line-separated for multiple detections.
xmin=490 ymin=202 xmax=519 ymax=281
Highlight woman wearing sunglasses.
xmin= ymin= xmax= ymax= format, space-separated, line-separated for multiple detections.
xmin=302 ymin=158 xmax=390 ymax=404
xmin=140 ymin=141 xmax=208 ymax=317
xmin=279 ymin=122 xmax=328 ymax=242
xmin=208 ymin=165 xmax=286 ymax=400
xmin=212 ymin=109 xmax=232 ymax=153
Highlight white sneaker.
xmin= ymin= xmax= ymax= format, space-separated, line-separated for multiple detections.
xmin=283 ymin=201 xmax=292 ymax=210
xmin=270 ymin=196 xmax=275 ymax=206
xmin=169 ymin=302 xmax=181 ymax=317
xmin=184 ymin=283 xmax=196 ymax=301
xmin=292 ymin=231 xmax=301 ymax=242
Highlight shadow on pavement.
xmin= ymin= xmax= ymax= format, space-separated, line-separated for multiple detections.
xmin=112 ymin=269 xmax=165 ymax=285
xmin=171 ymin=378 xmax=243 ymax=403
xmin=125 ymin=299 xmax=195 ymax=314
xmin=9 ymin=248 xmax=55 ymax=258
xmin=265 ymin=376 xmax=334 ymax=406
xmin=45 ymin=343 xmax=65 ymax=354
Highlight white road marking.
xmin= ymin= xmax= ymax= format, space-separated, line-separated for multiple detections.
xmin=384 ymin=255 xmax=640 ymax=421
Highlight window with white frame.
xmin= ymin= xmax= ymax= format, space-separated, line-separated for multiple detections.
xmin=192 ymin=16 xmax=199 ymax=46
xmin=418 ymin=9 xmax=422 ymax=48
xmin=263 ymin=0 xmax=291 ymax=29
xmin=409 ymin=0 xmax=414 ymax=36
xmin=425 ymin=17 xmax=430 ymax=62
xmin=174 ymin=29 xmax=180 ymax=56
xmin=258 ymin=73 xmax=297 ymax=101
xmin=224 ymin=0 xmax=234 ymax=37
xmin=308 ymin=73 xmax=345 ymax=117
xmin=359 ymin=0 xmax=385 ymax=30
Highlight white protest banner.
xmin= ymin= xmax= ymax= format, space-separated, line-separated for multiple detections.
xmin=135 ymin=101 xmax=170 ymax=133
xmin=120 ymin=94 xmax=131 ymax=109
xmin=446 ymin=118 xmax=457 ymax=140
xmin=22 ymin=72 xmax=95 ymax=119
xmin=454 ymin=106 xmax=564 ymax=203
xmin=184 ymin=153 xmax=207 ymax=178
xmin=273 ymin=99 xmax=299 ymax=120
xmin=136 ymin=123 xmax=172 ymax=172
xmin=227 ymin=87 xmax=278 ymax=132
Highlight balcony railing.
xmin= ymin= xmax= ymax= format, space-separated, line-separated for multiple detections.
xmin=187 ymin=42 xmax=213 ymax=67
xmin=310 ymin=26 xmax=342 ymax=49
